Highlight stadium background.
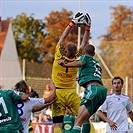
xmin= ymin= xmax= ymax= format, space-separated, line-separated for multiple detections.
xmin=23 ymin=60 xmax=133 ymax=102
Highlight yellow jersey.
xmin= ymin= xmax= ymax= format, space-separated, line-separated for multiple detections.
xmin=52 ymin=45 xmax=82 ymax=89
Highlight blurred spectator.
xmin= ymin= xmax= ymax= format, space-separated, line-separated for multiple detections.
xmin=29 ymin=88 xmax=39 ymax=121
xmin=46 ymin=106 xmax=52 ymax=118
xmin=109 ymin=88 xmax=114 ymax=93
xmin=62 ymin=107 xmax=76 ymax=133
xmin=43 ymin=84 xmax=52 ymax=98
xmin=32 ymin=115 xmax=39 ymax=123
xmin=39 ymin=84 xmax=53 ymax=123
xmin=47 ymin=114 xmax=53 ymax=123
xmin=39 ymin=113 xmax=53 ymax=123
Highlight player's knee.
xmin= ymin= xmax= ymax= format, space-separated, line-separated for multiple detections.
xmin=53 ymin=115 xmax=64 ymax=123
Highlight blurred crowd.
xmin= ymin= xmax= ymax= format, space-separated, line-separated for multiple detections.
xmin=30 ymin=84 xmax=53 ymax=124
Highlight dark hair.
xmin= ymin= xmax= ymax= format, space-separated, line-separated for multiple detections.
xmin=14 ymin=80 xmax=28 ymax=93
xmin=29 ymin=89 xmax=39 ymax=98
xmin=84 ymin=44 xmax=95 ymax=56
xmin=112 ymin=76 xmax=124 ymax=85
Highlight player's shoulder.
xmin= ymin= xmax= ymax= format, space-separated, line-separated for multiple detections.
xmin=107 ymin=93 xmax=114 ymax=97
xmin=106 ymin=93 xmax=114 ymax=100
xmin=121 ymin=94 xmax=130 ymax=99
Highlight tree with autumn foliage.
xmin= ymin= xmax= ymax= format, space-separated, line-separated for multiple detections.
xmin=98 ymin=5 xmax=133 ymax=78
xmin=42 ymin=8 xmax=79 ymax=63
xmin=11 ymin=13 xmax=45 ymax=62
xmin=11 ymin=9 xmax=84 ymax=64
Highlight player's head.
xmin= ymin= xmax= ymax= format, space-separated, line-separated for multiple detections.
xmin=64 ymin=42 xmax=77 ymax=58
xmin=111 ymin=76 xmax=124 ymax=94
xmin=14 ymin=80 xmax=31 ymax=94
xmin=45 ymin=84 xmax=50 ymax=90
xmin=84 ymin=44 xmax=95 ymax=56
xmin=112 ymin=76 xmax=124 ymax=85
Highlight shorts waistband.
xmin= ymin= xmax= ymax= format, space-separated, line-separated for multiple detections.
xmin=86 ymin=81 xmax=102 ymax=87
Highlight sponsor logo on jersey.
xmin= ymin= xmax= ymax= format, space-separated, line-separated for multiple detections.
xmin=64 ymin=124 xmax=71 ymax=130
xmin=0 ymin=116 xmax=11 ymax=123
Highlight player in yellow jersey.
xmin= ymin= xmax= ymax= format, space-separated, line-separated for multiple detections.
xmin=52 ymin=12 xmax=91 ymax=133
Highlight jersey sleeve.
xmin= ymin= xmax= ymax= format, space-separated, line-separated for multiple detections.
xmin=28 ymin=98 xmax=45 ymax=108
xmin=10 ymin=90 xmax=22 ymax=101
xmin=98 ymin=100 xmax=107 ymax=112
xmin=126 ymin=98 xmax=133 ymax=112
xmin=55 ymin=45 xmax=63 ymax=60
xmin=76 ymin=56 xmax=86 ymax=65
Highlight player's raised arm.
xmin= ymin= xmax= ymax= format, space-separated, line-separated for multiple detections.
xmin=80 ymin=13 xmax=91 ymax=50
xmin=57 ymin=12 xmax=84 ymax=46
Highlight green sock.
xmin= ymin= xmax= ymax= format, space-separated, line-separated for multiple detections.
xmin=71 ymin=126 xmax=81 ymax=133
xmin=82 ymin=122 xmax=90 ymax=133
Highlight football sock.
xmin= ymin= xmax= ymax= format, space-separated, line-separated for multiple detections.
xmin=71 ymin=126 xmax=81 ymax=133
xmin=54 ymin=127 xmax=62 ymax=133
xmin=82 ymin=122 xmax=90 ymax=133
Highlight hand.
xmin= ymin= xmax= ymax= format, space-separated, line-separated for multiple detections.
xmin=108 ymin=120 xmax=117 ymax=130
xmin=58 ymin=59 xmax=65 ymax=66
xmin=84 ymin=13 xmax=91 ymax=27
xmin=21 ymin=93 xmax=29 ymax=101
xmin=49 ymin=81 xmax=55 ymax=90
xmin=72 ymin=12 xmax=84 ymax=26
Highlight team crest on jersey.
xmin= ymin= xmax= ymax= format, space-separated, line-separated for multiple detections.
xmin=122 ymin=101 xmax=126 ymax=106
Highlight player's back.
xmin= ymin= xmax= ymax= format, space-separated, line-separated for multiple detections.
xmin=52 ymin=45 xmax=78 ymax=89
xmin=78 ymin=55 xmax=103 ymax=86
xmin=0 ymin=90 xmax=23 ymax=131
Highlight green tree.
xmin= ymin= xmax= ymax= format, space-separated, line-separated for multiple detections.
xmin=98 ymin=5 xmax=133 ymax=78
xmin=12 ymin=13 xmax=45 ymax=62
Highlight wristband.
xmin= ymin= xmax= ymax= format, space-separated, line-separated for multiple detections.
xmin=69 ymin=21 xmax=75 ymax=28
xmin=85 ymin=26 xmax=90 ymax=31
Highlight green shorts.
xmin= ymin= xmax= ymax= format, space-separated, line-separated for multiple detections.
xmin=80 ymin=84 xmax=108 ymax=114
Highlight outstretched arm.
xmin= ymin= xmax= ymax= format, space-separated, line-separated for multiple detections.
xmin=58 ymin=59 xmax=82 ymax=67
xmin=128 ymin=111 xmax=133 ymax=122
xmin=57 ymin=24 xmax=73 ymax=46
xmin=32 ymin=98 xmax=56 ymax=113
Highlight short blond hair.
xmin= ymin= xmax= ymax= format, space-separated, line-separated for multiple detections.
xmin=65 ymin=42 xmax=77 ymax=57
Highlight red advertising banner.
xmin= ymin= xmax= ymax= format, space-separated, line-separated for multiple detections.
xmin=32 ymin=123 xmax=53 ymax=133
xmin=31 ymin=122 xmax=133 ymax=133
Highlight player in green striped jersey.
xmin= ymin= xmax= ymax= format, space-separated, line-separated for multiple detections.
xmin=62 ymin=107 xmax=76 ymax=133
xmin=0 ymin=89 xmax=28 ymax=133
